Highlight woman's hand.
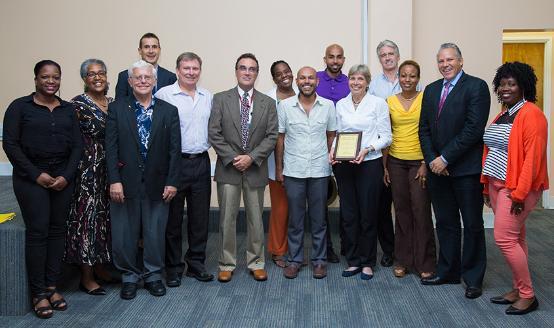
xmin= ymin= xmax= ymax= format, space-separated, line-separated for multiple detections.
xmin=329 ymin=147 xmax=340 ymax=165
xmin=350 ymin=148 xmax=369 ymax=165
xmin=50 ymin=176 xmax=68 ymax=191
xmin=509 ymin=197 xmax=524 ymax=215
xmin=36 ymin=173 xmax=55 ymax=188
xmin=383 ymin=168 xmax=391 ymax=187
xmin=414 ymin=162 xmax=427 ymax=189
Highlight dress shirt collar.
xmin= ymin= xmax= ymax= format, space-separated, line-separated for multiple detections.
xmin=379 ymin=71 xmax=399 ymax=83
xmin=170 ymin=81 xmax=206 ymax=97
xmin=443 ymin=70 xmax=463 ymax=87
xmin=237 ymin=86 xmax=254 ymax=99
xmin=292 ymin=94 xmax=325 ymax=109
xmin=507 ymin=99 xmax=525 ymax=116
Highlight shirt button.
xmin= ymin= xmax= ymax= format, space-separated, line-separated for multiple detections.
xmin=51 ymin=122 xmax=55 ymax=126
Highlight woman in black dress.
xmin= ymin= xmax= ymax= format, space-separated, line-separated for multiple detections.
xmin=65 ymin=59 xmax=113 ymax=295
xmin=3 ymin=60 xmax=82 ymax=318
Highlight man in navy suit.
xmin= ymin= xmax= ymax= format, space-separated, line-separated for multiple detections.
xmin=106 ymin=60 xmax=181 ymax=300
xmin=115 ymin=33 xmax=177 ymax=99
xmin=418 ymin=43 xmax=490 ymax=299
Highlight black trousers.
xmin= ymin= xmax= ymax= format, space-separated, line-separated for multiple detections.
xmin=334 ymin=159 xmax=382 ymax=267
xmin=165 ymin=153 xmax=211 ymax=274
xmin=12 ymin=172 xmax=74 ymax=296
xmin=377 ymin=182 xmax=395 ymax=257
xmin=427 ymin=173 xmax=486 ymax=287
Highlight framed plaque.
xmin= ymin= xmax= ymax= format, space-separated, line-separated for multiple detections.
xmin=334 ymin=131 xmax=362 ymax=161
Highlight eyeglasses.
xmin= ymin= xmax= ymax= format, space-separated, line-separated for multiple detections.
xmin=131 ymin=75 xmax=155 ymax=82
xmin=86 ymin=71 xmax=107 ymax=78
xmin=238 ymin=65 xmax=258 ymax=73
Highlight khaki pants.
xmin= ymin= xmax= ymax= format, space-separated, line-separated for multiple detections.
xmin=217 ymin=179 xmax=265 ymax=271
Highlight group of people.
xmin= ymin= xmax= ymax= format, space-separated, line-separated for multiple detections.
xmin=2 ymin=32 xmax=548 ymax=319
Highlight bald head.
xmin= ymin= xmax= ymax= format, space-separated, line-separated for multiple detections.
xmin=323 ymin=44 xmax=345 ymax=77
xmin=296 ymin=66 xmax=318 ymax=98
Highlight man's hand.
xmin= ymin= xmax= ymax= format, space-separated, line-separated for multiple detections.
xmin=36 ymin=172 xmax=55 ymax=188
xmin=162 ymin=186 xmax=177 ymax=203
xmin=275 ymin=167 xmax=284 ymax=184
xmin=233 ymin=155 xmax=253 ymax=172
xmin=110 ymin=183 xmax=125 ymax=203
xmin=430 ymin=156 xmax=449 ymax=175
xmin=50 ymin=176 xmax=68 ymax=191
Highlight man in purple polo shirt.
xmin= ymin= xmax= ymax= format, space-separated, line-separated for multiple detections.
xmin=315 ymin=43 xmax=349 ymax=263
xmin=316 ymin=44 xmax=350 ymax=105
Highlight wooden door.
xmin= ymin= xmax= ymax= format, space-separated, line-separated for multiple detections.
xmin=502 ymin=43 xmax=544 ymax=110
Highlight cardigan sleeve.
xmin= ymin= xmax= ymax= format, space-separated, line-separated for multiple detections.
xmin=510 ymin=109 xmax=548 ymax=202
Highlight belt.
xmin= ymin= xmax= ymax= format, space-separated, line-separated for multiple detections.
xmin=181 ymin=151 xmax=208 ymax=159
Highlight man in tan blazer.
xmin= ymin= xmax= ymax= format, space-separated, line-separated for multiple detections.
xmin=208 ymin=53 xmax=278 ymax=282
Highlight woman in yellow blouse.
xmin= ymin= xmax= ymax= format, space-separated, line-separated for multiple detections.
xmin=384 ymin=60 xmax=436 ymax=279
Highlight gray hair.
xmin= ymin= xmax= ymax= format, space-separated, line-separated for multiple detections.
xmin=128 ymin=60 xmax=157 ymax=79
xmin=176 ymin=52 xmax=202 ymax=69
xmin=438 ymin=42 xmax=462 ymax=59
xmin=376 ymin=40 xmax=400 ymax=57
xmin=348 ymin=64 xmax=372 ymax=84
xmin=80 ymin=58 xmax=107 ymax=79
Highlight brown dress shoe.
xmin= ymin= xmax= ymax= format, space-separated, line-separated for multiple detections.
xmin=250 ymin=269 xmax=268 ymax=281
xmin=218 ymin=271 xmax=233 ymax=283
xmin=313 ymin=264 xmax=327 ymax=279
xmin=284 ymin=265 xmax=300 ymax=279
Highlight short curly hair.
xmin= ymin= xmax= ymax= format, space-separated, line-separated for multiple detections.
xmin=492 ymin=61 xmax=537 ymax=103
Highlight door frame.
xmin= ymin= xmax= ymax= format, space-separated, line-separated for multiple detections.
xmin=503 ymin=31 xmax=552 ymax=209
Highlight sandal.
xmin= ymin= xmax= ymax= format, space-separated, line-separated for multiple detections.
xmin=48 ymin=289 xmax=68 ymax=311
xmin=420 ymin=272 xmax=434 ymax=279
xmin=32 ymin=293 xmax=53 ymax=319
xmin=393 ymin=266 xmax=407 ymax=278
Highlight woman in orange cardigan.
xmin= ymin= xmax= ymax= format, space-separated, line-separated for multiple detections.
xmin=481 ymin=62 xmax=548 ymax=315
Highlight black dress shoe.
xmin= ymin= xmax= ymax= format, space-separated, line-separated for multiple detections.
xmin=120 ymin=282 xmax=137 ymax=300
xmin=505 ymin=298 xmax=539 ymax=315
xmin=490 ymin=295 xmax=516 ymax=304
xmin=79 ymin=283 xmax=107 ymax=296
xmin=186 ymin=270 xmax=214 ymax=282
xmin=166 ymin=272 xmax=182 ymax=287
xmin=327 ymin=248 xmax=340 ymax=263
xmin=380 ymin=253 xmax=394 ymax=267
xmin=341 ymin=267 xmax=362 ymax=277
xmin=420 ymin=275 xmax=461 ymax=285
xmin=465 ymin=286 xmax=483 ymax=299
xmin=144 ymin=280 xmax=166 ymax=297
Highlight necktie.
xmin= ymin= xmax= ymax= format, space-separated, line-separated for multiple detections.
xmin=240 ymin=92 xmax=250 ymax=150
xmin=437 ymin=82 xmax=451 ymax=117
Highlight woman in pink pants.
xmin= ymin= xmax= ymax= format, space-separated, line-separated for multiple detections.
xmin=481 ymin=62 xmax=549 ymax=315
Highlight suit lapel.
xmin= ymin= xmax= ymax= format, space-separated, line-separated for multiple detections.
xmin=228 ymin=89 xmax=242 ymax=136
xmin=249 ymin=89 xmax=264 ymax=136
xmin=124 ymin=99 xmax=141 ymax=149
xmin=147 ymin=102 xmax=161 ymax=149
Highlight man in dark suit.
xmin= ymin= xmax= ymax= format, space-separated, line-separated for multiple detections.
xmin=115 ymin=33 xmax=177 ymax=100
xmin=106 ymin=60 xmax=181 ymax=300
xmin=208 ymin=53 xmax=278 ymax=283
xmin=419 ymin=43 xmax=490 ymax=299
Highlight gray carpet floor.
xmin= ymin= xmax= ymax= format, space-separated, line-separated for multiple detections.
xmin=0 ymin=176 xmax=553 ymax=327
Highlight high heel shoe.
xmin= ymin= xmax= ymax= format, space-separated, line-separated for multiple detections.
xmin=79 ymin=283 xmax=107 ymax=296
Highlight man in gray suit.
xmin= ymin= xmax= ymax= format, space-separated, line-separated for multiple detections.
xmin=208 ymin=53 xmax=278 ymax=283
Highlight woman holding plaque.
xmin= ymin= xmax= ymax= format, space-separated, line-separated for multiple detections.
xmin=383 ymin=60 xmax=436 ymax=279
xmin=329 ymin=64 xmax=391 ymax=280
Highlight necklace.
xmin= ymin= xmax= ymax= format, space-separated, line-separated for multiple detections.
xmin=352 ymin=97 xmax=363 ymax=105
xmin=400 ymin=92 xmax=418 ymax=101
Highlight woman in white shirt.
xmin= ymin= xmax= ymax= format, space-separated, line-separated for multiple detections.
xmin=329 ymin=64 xmax=392 ymax=280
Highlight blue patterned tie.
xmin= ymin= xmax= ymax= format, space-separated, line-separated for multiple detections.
xmin=240 ymin=92 xmax=250 ymax=150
